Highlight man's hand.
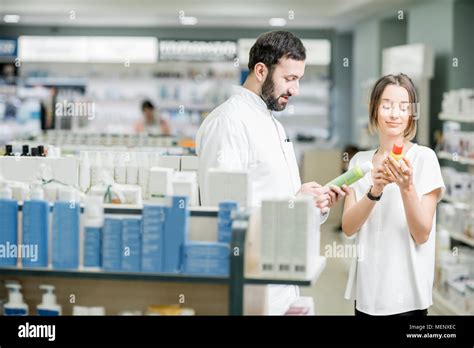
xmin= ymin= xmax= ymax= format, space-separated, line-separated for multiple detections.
xmin=327 ymin=184 xmax=351 ymax=207
xmin=297 ymin=182 xmax=330 ymax=213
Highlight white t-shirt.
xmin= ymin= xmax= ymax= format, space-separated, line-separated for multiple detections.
xmin=344 ymin=144 xmax=445 ymax=315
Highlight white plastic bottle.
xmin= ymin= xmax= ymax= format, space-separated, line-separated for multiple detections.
xmin=79 ymin=151 xmax=91 ymax=192
xmin=126 ymin=152 xmax=138 ymax=185
xmin=90 ymin=152 xmax=102 ymax=186
xmin=37 ymin=285 xmax=62 ymax=316
xmin=83 ymin=197 xmax=104 ymax=269
xmin=114 ymin=152 xmax=127 ymax=184
xmin=4 ymin=283 xmax=29 ymax=316
xmin=58 ymin=186 xmax=75 ymax=202
xmin=30 ymin=184 xmax=45 ymax=200
xmin=138 ymin=153 xmax=150 ymax=199
xmin=0 ymin=185 xmax=13 ymax=200
xmin=103 ymin=152 xmax=115 ymax=182
xmin=437 ymin=228 xmax=451 ymax=256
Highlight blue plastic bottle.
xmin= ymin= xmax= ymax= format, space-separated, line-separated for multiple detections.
xmin=0 ymin=187 xmax=18 ymax=266
xmin=141 ymin=205 xmax=165 ymax=273
xmin=52 ymin=201 xmax=80 ymax=269
xmin=122 ymin=218 xmax=141 ymax=272
xmin=218 ymin=201 xmax=239 ymax=243
xmin=22 ymin=188 xmax=49 ymax=268
xmin=102 ymin=218 xmax=122 ymax=271
xmin=83 ymin=198 xmax=103 ymax=269
xmin=163 ymin=196 xmax=189 ymax=273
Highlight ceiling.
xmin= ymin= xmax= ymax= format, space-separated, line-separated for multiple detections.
xmin=0 ymin=0 xmax=418 ymax=31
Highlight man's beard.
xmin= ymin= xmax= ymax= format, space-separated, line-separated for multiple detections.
xmin=260 ymin=73 xmax=290 ymax=112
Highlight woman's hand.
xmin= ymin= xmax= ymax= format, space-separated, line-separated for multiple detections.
xmin=327 ymin=184 xmax=351 ymax=207
xmin=371 ymin=162 xmax=394 ymax=196
xmin=384 ymin=156 xmax=413 ymax=190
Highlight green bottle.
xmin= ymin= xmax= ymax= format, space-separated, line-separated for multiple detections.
xmin=326 ymin=161 xmax=373 ymax=187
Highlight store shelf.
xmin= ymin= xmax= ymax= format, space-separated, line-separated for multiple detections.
xmin=245 ymin=256 xmax=327 ymax=286
xmin=1 ymin=206 xmax=326 ymax=315
xmin=439 ymin=113 xmax=474 ymax=123
xmin=159 ymin=102 xmax=218 ymax=111
xmin=441 ymin=196 xmax=472 ymax=210
xmin=23 ymin=77 xmax=88 ymax=87
xmin=439 ymin=225 xmax=474 ymax=247
xmin=432 ymin=289 xmax=468 ymax=315
xmin=16 ymin=203 xmax=218 ymax=217
xmin=437 ymin=151 xmax=474 ymax=165
xmin=92 ymin=99 xmax=218 ymax=111
xmin=0 ymin=257 xmax=327 ymax=287
xmin=0 ymin=267 xmax=229 ymax=284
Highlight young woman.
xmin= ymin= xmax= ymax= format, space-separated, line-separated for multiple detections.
xmin=342 ymin=74 xmax=445 ymax=316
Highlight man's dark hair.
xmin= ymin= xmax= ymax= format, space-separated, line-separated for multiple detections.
xmin=141 ymin=100 xmax=154 ymax=111
xmin=248 ymin=31 xmax=306 ymax=71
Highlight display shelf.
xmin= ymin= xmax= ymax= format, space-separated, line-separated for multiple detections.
xmin=441 ymin=196 xmax=471 ymax=210
xmin=245 ymin=256 xmax=326 ymax=286
xmin=23 ymin=77 xmax=88 ymax=87
xmin=437 ymin=151 xmax=474 ymax=165
xmin=0 ymin=258 xmax=326 ymax=286
xmin=0 ymin=267 xmax=229 ymax=284
xmin=16 ymin=203 xmax=217 ymax=217
xmin=432 ymin=289 xmax=468 ymax=315
xmin=439 ymin=113 xmax=474 ymax=123
xmin=93 ymin=99 xmax=218 ymax=111
xmin=438 ymin=225 xmax=474 ymax=247
xmin=0 ymin=206 xmax=326 ymax=315
xmin=434 ymin=96 xmax=473 ymax=316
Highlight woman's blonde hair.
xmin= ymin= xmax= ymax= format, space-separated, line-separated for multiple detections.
xmin=368 ymin=73 xmax=418 ymax=140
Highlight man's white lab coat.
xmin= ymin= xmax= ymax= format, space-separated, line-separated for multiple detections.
xmin=196 ymin=85 xmax=325 ymax=314
xmin=197 ymin=85 xmax=302 ymax=206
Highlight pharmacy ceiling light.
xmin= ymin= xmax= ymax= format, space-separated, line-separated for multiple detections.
xmin=269 ymin=18 xmax=286 ymax=27
xmin=3 ymin=15 xmax=20 ymax=23
xmin=180 ymin=16 xmax=198 ymax=26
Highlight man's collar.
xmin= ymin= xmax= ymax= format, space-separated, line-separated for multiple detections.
xmin=231 ymin=85 xmax=271 ymax=115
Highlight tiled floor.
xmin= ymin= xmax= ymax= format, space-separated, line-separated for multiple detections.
xmin=300 ymin=223 xmax=354 ymax=315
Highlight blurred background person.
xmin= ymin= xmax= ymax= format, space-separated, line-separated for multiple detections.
xmin=134 ymin=100 xmax=171 ymax=135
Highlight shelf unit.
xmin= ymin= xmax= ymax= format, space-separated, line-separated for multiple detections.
xmin=435 ymin=107 xmax=474 ymax=315
xmin=22 ymin=77 xmax=88 ymax=88
xmin=245 ymin=257 xmax=326 ymax=285
xmin=437 ymin=151 xmax=474 ymax=165
xmin=438 ymin=113 xmax=474 ymax=123
xmin=438 ymin=225 xmax=474 ymax=247
xmin=0 ymin=267 xmax=229 ymax=284
xmin=432 ymin=289 xmax=468 ymax=315
xmin=439 ymin=198 xmax=473 ymax=259
xmin=441 ymin=196 xmax=471 ymax=210
xmin=93 ymin=99 xmax=218 ymax=111
xmin=0 ymin=205 xmax=326 ymax=315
